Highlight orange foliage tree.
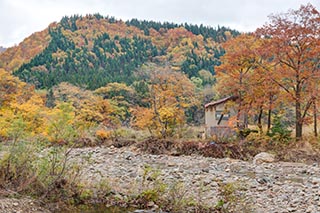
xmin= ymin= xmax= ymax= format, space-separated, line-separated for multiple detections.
xmin=256 ymin=4 xmax=320 ymax=139
xmin=94 ymin=82 xmax=136 ymax=127
xmin=215 ymin=34 xmax=262 ymax=129
xmin=216 ymin=4 xmax=320 ymax=140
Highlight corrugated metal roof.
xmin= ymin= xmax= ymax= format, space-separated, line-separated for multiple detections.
xmin=205 ymin=96 xmax=237 ymax=108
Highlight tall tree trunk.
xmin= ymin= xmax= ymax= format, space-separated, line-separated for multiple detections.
xmin=244 ymin=111 xmax=249 ymax=129
xmin=257 ymin=106 xmax=263 ymax=134
xmin=314 ymin=101 xmax=318 ymax=137
xmin=237 ymin=103 xmax=242 ymax=129
xmin=237 ymin=74 xmax=243 ymax=129
xmin=295 ymin=98 xmax=303 ymax=140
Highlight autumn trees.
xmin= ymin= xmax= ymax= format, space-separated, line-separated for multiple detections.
xmin=1 ymin=4 xmax=319 ymax=143
xmin=1 ymin=63 xmax=200 ymax=142
xmin=257 ymin=4 xmax=320 ymax=139
xmin=216 ymin=35 xmax=261 ymax=129
xmin=1 ymin=13 xmax=237 ymax=141
xmin=216 ymin=4 xmax=320 ymax=140
xmin=132 ymin=67 xmax=197 ymax=138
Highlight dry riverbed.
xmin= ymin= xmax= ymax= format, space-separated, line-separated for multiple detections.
xmin=72 ymin=146 xmax=320 ymax=212
xmin=1 ymin=145 xmax=320 ymax=212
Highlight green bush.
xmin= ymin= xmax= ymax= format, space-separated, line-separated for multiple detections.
xmin=267 ymin=115 xmax=292 ymax=143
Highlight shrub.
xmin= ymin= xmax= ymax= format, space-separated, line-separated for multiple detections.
xmin=267 ymin=115 xmax=292 ymax=143
xmin=134 ymin=165 xmax=167 ymax=207
xmin=45 ymin=102 xmax=79 ymax=145
xmin=95 ymin=129 xmax=113 ymax=141
xmin=0 ymin=140 xmax=40 ymax=194
xmin=176 ymin=141 xmax=201 ymax=155
xmin=0 ymin=140 xmax=91 ymax=204
xmin=216 ymin=181 xmax=252 ymax=212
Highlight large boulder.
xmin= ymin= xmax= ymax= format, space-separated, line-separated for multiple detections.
xmin=253 ymin=152 xmax=276 ymax=164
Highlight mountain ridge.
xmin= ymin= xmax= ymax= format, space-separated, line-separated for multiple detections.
xmin=0 ymin=14 xmax=240 ymax=90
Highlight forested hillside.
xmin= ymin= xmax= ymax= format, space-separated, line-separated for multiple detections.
xmin=0 ymin=14 xmax=241 ymax=142
xmin=0 ymin=14 xmax=238 ymax=90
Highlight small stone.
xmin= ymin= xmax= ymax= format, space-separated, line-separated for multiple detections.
xmin=292 ymin=198 xmax=300 ymax=203
xmin=311 ymin=177 xmax=320 ymax=184
xmin=167 ymin=162 xmax=176 ymax=167
xmin=211 ymin=182 xmax=218 ymax=187
xmin=308 ymin=171 xmax=315 ymax=175
xmin=301 ymin=169 xmax=307 ymax=174
xmin=129 ymin=172 xmax=137 ymax=177
xmin=306 ymin=206 xmax=314 ymax=213
xmin=203 ymin=178 xmax=212 ymax=186
xmin=256 ymin=177 xmax=269 ymax=184
xmin=287 ymin=207 xmax=297 ymax=212
xmin=147 ymin=201 xmax=155 ymax=207
xmin=12 ymin=202 xmax=19 ymax=206
xmin=202 ymin=168 xmax=209 ymax=173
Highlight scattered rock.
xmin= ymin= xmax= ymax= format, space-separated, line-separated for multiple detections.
xmin=0 ymin=198 xmax=50 ymax=213
xmin=253 ymin=152 xmax=276 ymax=164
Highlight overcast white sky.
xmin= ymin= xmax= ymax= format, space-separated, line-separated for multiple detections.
xmin=0 ymin=0 xmax=319 ymax=47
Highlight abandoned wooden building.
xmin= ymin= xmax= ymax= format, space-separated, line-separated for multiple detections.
xmin=204 ymin=96 xmax=238 ymax=138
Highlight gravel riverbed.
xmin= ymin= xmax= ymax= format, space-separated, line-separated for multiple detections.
xmin=1 ymin=145 xmax=320 ymax=212
xmin=70 ymin=146 xmax=320 ymax=213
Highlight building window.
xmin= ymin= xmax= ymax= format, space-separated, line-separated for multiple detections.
xmin=215 ymin=111 xmax=230 ymax=120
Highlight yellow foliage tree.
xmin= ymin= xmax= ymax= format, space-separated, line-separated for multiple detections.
xmin=0 ymin=69 xmax=48 ymax=141
xmin=132 ymin=67 xmax=197 ymax=138
xmin=44 ymin=102 xmax=77 ymax=144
